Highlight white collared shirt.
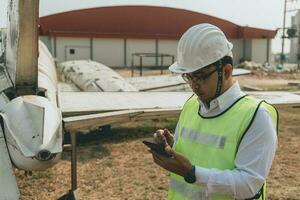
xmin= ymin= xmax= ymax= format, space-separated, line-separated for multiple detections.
xmin=198 ymin=81 xmax=246 ymax=117
xmin=175 ymin=81 xmax=277 ymax=199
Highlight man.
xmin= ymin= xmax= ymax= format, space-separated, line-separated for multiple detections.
xmin=148 ymin=23 xmax=278 ymax=200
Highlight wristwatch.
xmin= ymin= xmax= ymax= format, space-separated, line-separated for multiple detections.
xmin=184 ymin=165 xmax=196 ymax=184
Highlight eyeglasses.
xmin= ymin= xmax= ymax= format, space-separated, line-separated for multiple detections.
xmin=181 ymin=68 xmax=218 ymax=85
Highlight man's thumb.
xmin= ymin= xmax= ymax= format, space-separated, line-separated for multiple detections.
xmin=165 ymin=145 xmax=175 ymax=157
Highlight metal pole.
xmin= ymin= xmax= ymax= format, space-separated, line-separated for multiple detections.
xmin=155 ymin=40 xmax=159 ymax=67
xmin=266 ymin=39 xmax=270 ymax=63
xmin=90 ymin=38 xmax=93 ymax=60
xmin=124 ymin=39 xmax=127 ymax=67
xmin=160 ymin=55 xmax=163 ymax=75
xmin=281 ymin=0 xmax=288 ymax=64
xmin=70 ymin=131 xmax=77 ymax=192
xmin=140 ymin=55 xmax=142 ymax=76
xmin=53 ymin=37 xmax=57 ymax=58
xmin=131 ymin=54 xmax=134 ymax=77
xmin=59 ymin=131 xmax=78 ymax=199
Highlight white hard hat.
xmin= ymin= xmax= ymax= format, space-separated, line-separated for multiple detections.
xmin=169 ymin=23 xmax=233 ymax=73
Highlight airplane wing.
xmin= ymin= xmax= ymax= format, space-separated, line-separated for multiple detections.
xmin=60 ymin=91 xmax=300 ymax=131
xmin=125 ymin=75 xmax=187 ymax=91
xmin=59 ymin=92 xmax=191 ymax=117
xmin=125 ymin=68 xmax=251 ymax=91
xmin=58 ymin=60 xmax=251 ymax=92
xmin=232 ymin=68 xmax=252 ymax=76
xmin=0 ymin=125 xmax=20 ymax=199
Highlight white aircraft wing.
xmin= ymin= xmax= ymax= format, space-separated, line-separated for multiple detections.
xmin=58 ymin=59 xmax=251 ymax=92
xmin=125 ymin=68 xmax=251 ymax=91
xmin=246 ymin=91 xmax=300 ymax=107
xmin=125 ymin=75 xmax=186 ymax=91
xmin=60 ymin=91 xmax=300 ymax=131
xmin=63 ymin=108 xmax=182 ymax=131
xmin=0 ymin=126 xmax=20 ymax=199
xmin=232 ymin=68 xmax=252 ymax=76
xmin=59 ymin=92 xmax=192 ymax=117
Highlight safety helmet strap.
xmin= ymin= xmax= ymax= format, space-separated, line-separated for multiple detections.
xmin=214 ymin=59 xmax=224 ymax=99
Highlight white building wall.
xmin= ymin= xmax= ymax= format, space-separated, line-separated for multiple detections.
xmin=127 ymin=39 xmax=156 ymax=67
xmin=290 ymin=38 xmax=298 ymax=63
xmin=51 ymin=37 xmax=56 ymax=57
xmin=93 ymin=38 xmax=124 ymax=67
xmin=229 ymin=39 xmax=243 ymax=65
xmin=267 ymin=40 xmax=273 ymax=63
xmin=45 ymin=36 xmax=273 ymax=67
xmin=245 ymin=39 xmax=252 ymax=61
xmin=39 ymin=36 xmax=52 ymax=53
xmin=56 ymin=37 xmax=91 ymax=62
xmin=251 ymin=39 xmax=268 ymax=64
xmin=158 ymin=40 xmax=178 ymax=66
xmin=289 ymin=12 xmax=300 ymax=63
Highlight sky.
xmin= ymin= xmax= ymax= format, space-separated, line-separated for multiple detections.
xmin=0 ymin=0 xmax=299 ymax=53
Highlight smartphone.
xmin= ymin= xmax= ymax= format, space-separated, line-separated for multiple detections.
xmin=142 ymin=140 xmax=171 ymax=157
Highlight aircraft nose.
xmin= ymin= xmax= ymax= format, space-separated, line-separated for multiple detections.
xmin=35 ymin=149 xmax=55 ymax=161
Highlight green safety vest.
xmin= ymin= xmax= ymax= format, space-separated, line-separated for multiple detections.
xmin=168 ymin=95 xmax=278 ymax=200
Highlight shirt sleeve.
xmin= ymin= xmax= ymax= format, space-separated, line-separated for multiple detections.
xmin=194 ymin=107 xmax=278 ymax=199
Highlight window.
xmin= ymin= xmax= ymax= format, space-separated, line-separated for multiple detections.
xmin=69 ymin=49 xmax=75 ymax=55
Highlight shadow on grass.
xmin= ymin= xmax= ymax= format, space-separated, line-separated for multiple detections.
xmin=61 ymin=142 xmax=110 ymax=163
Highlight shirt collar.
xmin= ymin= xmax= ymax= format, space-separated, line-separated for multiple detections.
xmin=198 ymin=81 xmax=245 ymax=116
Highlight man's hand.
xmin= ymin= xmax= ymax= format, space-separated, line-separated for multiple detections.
xmin=154 ymin=129 xmax=174 ymax=147
xmin=149 ymin=145 xmax=193 ymax=177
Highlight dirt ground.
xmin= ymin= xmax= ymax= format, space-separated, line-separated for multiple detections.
xmin=15 ymin=70 xmax=300 ymax=200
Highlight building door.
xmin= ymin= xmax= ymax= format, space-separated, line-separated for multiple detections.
xmin=65 ymin=46 xmax=90 ymax=61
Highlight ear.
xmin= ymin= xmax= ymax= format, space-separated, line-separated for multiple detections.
xmin=223 ymin=64 xmax=233 ymax=80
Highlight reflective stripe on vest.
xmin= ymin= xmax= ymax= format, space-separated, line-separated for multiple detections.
xmin=181 ymin=127 xmax=226 ymax=149
xmin=168 ymin=95 xmax=278 ymax=200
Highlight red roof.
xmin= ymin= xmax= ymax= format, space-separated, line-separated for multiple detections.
xmin=39 ymin=6 xmax=277 ymax=39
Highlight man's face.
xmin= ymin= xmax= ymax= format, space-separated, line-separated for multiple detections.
xmin=182 ymin=65 xmax=219 ymax=103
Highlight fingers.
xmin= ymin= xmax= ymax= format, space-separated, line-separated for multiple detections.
xmin=163 ymin=129 xmax=174 ymax=147
xmin=150 ymin=148 xmax=189 ymax=177
xmin=164 ymin=146 xmax=186 ymax=162
xmin=163 ymin=128 xmax=171 ymax=135
xmin=157 ymin=129 xmax=164 ymax=134
xmin=154 ymin=129 xmax=168 ymax=146
xmin=165 ymin=145 xmax=175 ymax=157
xmin=149 ymin=149 xmax=165 ymax=165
